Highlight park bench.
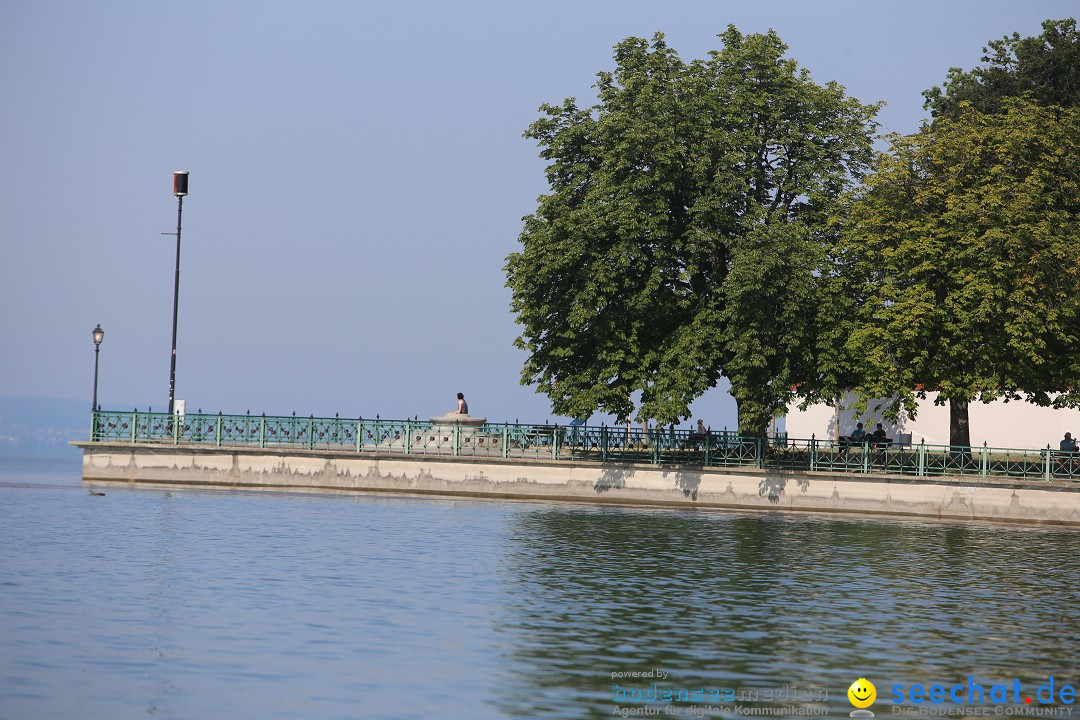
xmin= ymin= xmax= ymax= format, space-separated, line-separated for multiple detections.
xmin=838 ymin=432 xmax=912 ymax=450
xmin=1040 ymin=448 xmax=1080 ymax=477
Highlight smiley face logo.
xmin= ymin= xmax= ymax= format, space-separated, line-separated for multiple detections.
xmin=848 ymin=678 xmax=876 ymax=709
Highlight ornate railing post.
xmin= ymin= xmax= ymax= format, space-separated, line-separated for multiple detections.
xmin=356 ymin=417 xmax=364 ymax=452
xmin=405 ymin=420 xmax=412 ymax=454
xmin=601 ymin=424 xmax=608 ymax=463
xmin=215 ymin=412 xmax=223 ymax=447
xmin=172 ymin=411 xmax=180 ymax=444
xmin=756 ymin=436 xmax=764 ymax=469
xmin=810 ymin=433 xmax=817 ymax=472
xmin=307 ymin=415 xmax=315 ymax=450
xmin=980 ymin=441 xmax=989 ymax=478
xmin=917 ymin=440 xmax=926 ymax=477
xmin=652 ymin=427 xmax=659 ymax=465
xmin=704 ymin=427 xmax=711 ymax=467
xmin=259 ymin=414 xmax=267 ymax=449
xmin=130 ymin=411 xmax=138 ymax=443
xmin=1045 ymin=444 xmax=1053 ymax=482
xmin=862 ymin=442 xmax=870 ymax=474
xmin=502 ymin=423 xmax=510 ymax=459
xmin=452 ymin=424 xmax=460 ymax=457
xmin=552 ymin=423 xmax=559 ymax=460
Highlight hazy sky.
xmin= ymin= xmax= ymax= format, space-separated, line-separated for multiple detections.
xmin=1 ymin=0 xmax=1075 ymax=427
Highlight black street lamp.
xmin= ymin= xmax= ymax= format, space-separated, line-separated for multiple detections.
xmin=167 ymin=171 xmax=188 ymax=416
xmin=91 ymin=324 xmax=104 ymax=411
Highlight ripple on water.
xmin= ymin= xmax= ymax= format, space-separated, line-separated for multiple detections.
xmin=0 ymin=485 xmax=1077 ymax=720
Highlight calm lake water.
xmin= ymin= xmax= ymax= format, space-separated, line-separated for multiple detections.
xmin=1 ymin=457 xmax=1078 ymax=720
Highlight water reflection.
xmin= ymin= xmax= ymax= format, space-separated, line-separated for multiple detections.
xmin=494 ymin=507 xmax=1080 ymax=718
xmin=1 ymin=484 xmax=1078 ymax=720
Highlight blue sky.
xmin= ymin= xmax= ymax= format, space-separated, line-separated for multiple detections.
xmin=1 ymin=0 xmax=1074 ymax=427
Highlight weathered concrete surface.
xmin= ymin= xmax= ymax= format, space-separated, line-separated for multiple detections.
xmin=428 ymin=413 xmax=487 ymax=426
xmin=74 ymin=442 xmax=1080 ymax=526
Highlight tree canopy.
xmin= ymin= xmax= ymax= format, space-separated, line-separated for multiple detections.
xmin=924 ymin=18 xmax=1080 ymax=117
xmin=506 ymin=28 xmax=880 ymax=431
xmin=844 ymin=99 xmax=1080 ymax=446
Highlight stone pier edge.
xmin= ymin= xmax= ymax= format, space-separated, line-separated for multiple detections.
xmin=74 ymin=442 xmax=1080 ymax=527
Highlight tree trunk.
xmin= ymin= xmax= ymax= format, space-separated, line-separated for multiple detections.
xmin=949 ymin=397 xmax=971 ymax=449
xmin=735 ymin=399 xmax=769 ymax=438
xmin=833 ymin=395 xmax=842 ymax=443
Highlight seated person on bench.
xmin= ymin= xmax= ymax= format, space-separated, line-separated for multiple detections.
xmin=686 ymin=419 xmax=709 ymax=448
xmin=841 ymin=422 xmax=866 ymax=446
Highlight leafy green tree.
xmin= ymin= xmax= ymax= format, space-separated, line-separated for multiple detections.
xmin=505 ymin=34 xmax=690 ymax=424
xmin=924 ymin=18 xmax=1080 ymax=117
xmin=844 ymin=99 xmax=1080 ymax=447
xmin=506 ymin=28 xmax=879 ymax=432
xmin=717 ymin=217 xmax=822 ymax=434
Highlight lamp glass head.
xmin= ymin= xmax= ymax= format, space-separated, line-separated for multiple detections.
xmin=173 ymin=171 xmax=189 ymax=197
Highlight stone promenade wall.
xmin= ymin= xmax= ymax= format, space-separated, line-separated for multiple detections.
xmin=75 ymin=442 xmax=1080 ymax=526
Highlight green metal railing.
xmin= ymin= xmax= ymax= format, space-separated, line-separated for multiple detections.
xmin=89 ymin=410 xmax=1079 ymax=483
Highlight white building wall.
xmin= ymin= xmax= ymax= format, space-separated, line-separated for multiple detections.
xmin=785 ymin=392 xmax=1080 ymax=450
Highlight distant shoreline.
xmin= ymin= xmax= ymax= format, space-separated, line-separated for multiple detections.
xmin=0 ymin=449 xmax=84 ymax=479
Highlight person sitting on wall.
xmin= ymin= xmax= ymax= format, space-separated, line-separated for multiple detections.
xmin=1060 ymin=432 xmax=1078 ymax=453
xmin=871 ymin=423 xmax=888 ymax=444
xmin=450 ymin=392 xmax=469 ymax=415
